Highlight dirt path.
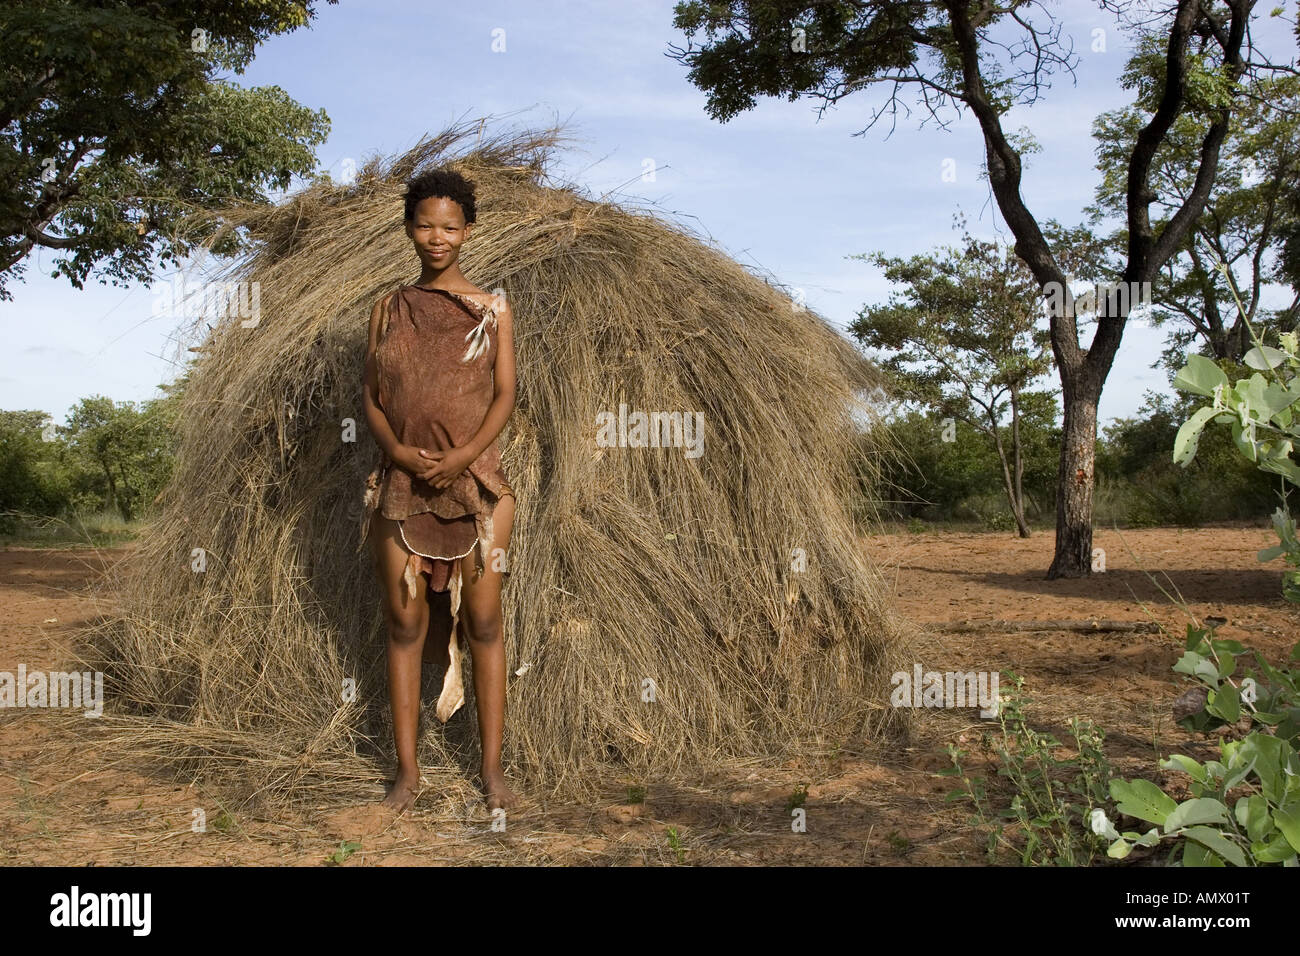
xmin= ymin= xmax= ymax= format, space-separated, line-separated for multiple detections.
xmin=2 ymin=525 xmax=1295 ymax=865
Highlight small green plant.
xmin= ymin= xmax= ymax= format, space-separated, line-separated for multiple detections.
xmin=942 ymin=673 xmax=1113 ymax=865
xmin=1103 ymin=624 xmax=1300 ymax=866
xmin=665 ymin=826 xmax=686 ymax=864
xmin=626 ymin=785 xmax=646 ymax=804
xmin=906 ymin=516 xmax=927 ymax=534
xmin=326 ymin=840 xmax=362 ymax=865
xmin=786 ymin=783 xmax=808 ymax=813
xmin=886 ymin=830 xmax=911 ymax=855
xmin=981 ymin=509 xmax=1017 ymax=532
xmin=211 ymin=809 xmax=235 ymax=834
xmin=1171 ymin=624 xmax=1299 ymax=742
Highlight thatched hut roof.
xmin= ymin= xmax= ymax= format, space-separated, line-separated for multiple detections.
xmin=91 ymin=118 xmax=909 ymax=810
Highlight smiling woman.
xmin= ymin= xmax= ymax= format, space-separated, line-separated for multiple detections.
xmin=360 ymin=168 xmax=519 ymax=813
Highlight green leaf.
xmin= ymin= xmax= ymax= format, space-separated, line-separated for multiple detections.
xmin=1174 ymin=650 xmax=1220 ymax=686
xmin=1110 ymin=778 xmax=1177 ymax=826
xmin=1222 ymin=748 xmax=1258 ymax=793
xmin=1251 ymin=734 xmax=1288 ymax=803
xmin=1274 ymin=804 xmax=1300 ymax=853
xmin=1173 ymin=406 xmax=1220 ymax=466
xmin=1182 ymin=826 xmax=1247 ymax=866
xmin=1251 ymin=831 xmax=1298 ymax=863
xmin=1217 ymin=652 xmax=1238 ymax=680
xmin=1107 ymin=838 xmax=1133 ymax=859
xmin=1211 ymin=638 xmax=1245 ymax=655
xmin=1208 ymin=683 xmax=1241 ymax=722
xmin=1165 ymin=798 xmax=1230 ymax=833
xmin=1235 ymin=795 xmax=1273 ymax=842
xmin=1231 ymin=418 xmax=1259 ymax=463
xmin=1185 ymin=624 xmax=1212 ymax=651
xmin=1183 ymin=840 xmax=1225 ymax=867
xmin=1161 ymin=754 xmax=1209 ymax=783
xmin=1244 ymin=345 xmax=1288 ymax=371
xmin=1173 ymin=355 xmax=1229 ymax=397
xmin=1259 ymin=455 xmax=1300 ymax=487
xmin=1258 ymin=380 xmax=1297 ymax=420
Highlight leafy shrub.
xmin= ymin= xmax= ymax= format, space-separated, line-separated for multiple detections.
xmin=1174 ymin=327 xmax=1300 ymax=601
xmin=1102 ymin=624 xmax=1300 ymax=866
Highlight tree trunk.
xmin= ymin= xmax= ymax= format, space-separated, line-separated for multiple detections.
xmin=989 ymin=393 xmax=1032 ymax=538
xmin=116 ymin=463 xmax=135 ymax=522
xmin=99 ymin=458 xmax=119 ymax=519
xmin=1046 ymin=378 xmax=1101 ymax=578
xmin=994 ymin=438 xmax=1031 ymax=538
xmin=1010 ymin=386 xmax=1029 ymax=538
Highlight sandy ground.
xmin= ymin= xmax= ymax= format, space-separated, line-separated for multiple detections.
xmin=2 ymin=523 xmax=1295 ymax=866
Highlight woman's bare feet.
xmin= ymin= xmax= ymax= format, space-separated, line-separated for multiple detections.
xmin=382 ymin=769 xmax=421 ymax=812
xmin=481 ymin=766 xmax=519 ymax=811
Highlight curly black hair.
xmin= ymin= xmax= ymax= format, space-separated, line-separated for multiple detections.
xmin=403 ymin=168 xmax=477 ymax=224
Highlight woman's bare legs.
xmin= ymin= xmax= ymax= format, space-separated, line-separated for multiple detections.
xmin=458 ymin=492 xmax=518 ymax=810
xmin=371 ymin=515 xmax=431 ymax=811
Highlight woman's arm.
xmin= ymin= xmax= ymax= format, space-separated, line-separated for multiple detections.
xmin=421 ymin=296 xmax=517 ymax=490
xmin=362 ymin=293 xmax=428 ymax=475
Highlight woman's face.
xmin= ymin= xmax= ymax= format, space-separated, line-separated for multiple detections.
xmin=406 ymin=196 xmax=472 ymax=268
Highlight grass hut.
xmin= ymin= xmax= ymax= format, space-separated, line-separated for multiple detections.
xmin=90 ymin=118 xmax=910 ymax=811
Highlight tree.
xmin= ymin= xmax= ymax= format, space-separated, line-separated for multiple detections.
xmin=61 ymin=396 xmax=175 ymax=522
xmin=0 ymin=0 xmax=335 ymax=299
xmin=0 ymin=409 xmax=70 ymax=526
xmin=668 ymin=0 xmax=1269 ymax=577
xmin=1089 ymin=70 xmax=1300 ymax=372
xmin=875 ymin=395 xmax=1059 ymax=524
xmin=851 ymin=212 xmax=1061 ymax=536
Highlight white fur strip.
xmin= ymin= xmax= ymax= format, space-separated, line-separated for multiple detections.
xmin=435 ymin=563 xmax=466 ymax=722
xmin=403 ymin=553 xmax=421 ymax=600
xmin=460 ymin=308 xmax=497 ymax=363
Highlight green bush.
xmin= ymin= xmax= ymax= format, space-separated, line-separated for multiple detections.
xmin=875 ymin=388 xmax=1276 ymax=528
xmin=875 ymin=409 xmax=1058 ymax=523
xmin=1102 ymin=624 xmax=1300 ymax=866
xmin=1098 ymin=390 xmax=1276 ymax=526
xmin=0 ymin=391 xmax=178 ymax=527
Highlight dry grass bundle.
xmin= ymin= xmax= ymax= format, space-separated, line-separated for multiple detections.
xmin=87 ymin=117 xmax=911 ymax=811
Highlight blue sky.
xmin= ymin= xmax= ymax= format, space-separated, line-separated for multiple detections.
xmin=3 ymin=0 xmax=1297 ymax=430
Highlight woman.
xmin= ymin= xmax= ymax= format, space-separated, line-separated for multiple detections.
xmin=361 ymin=168 xmax=518 ymax=812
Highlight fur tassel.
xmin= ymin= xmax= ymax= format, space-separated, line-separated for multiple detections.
xmin=460 ymin=308 xmax=497 ymax=363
